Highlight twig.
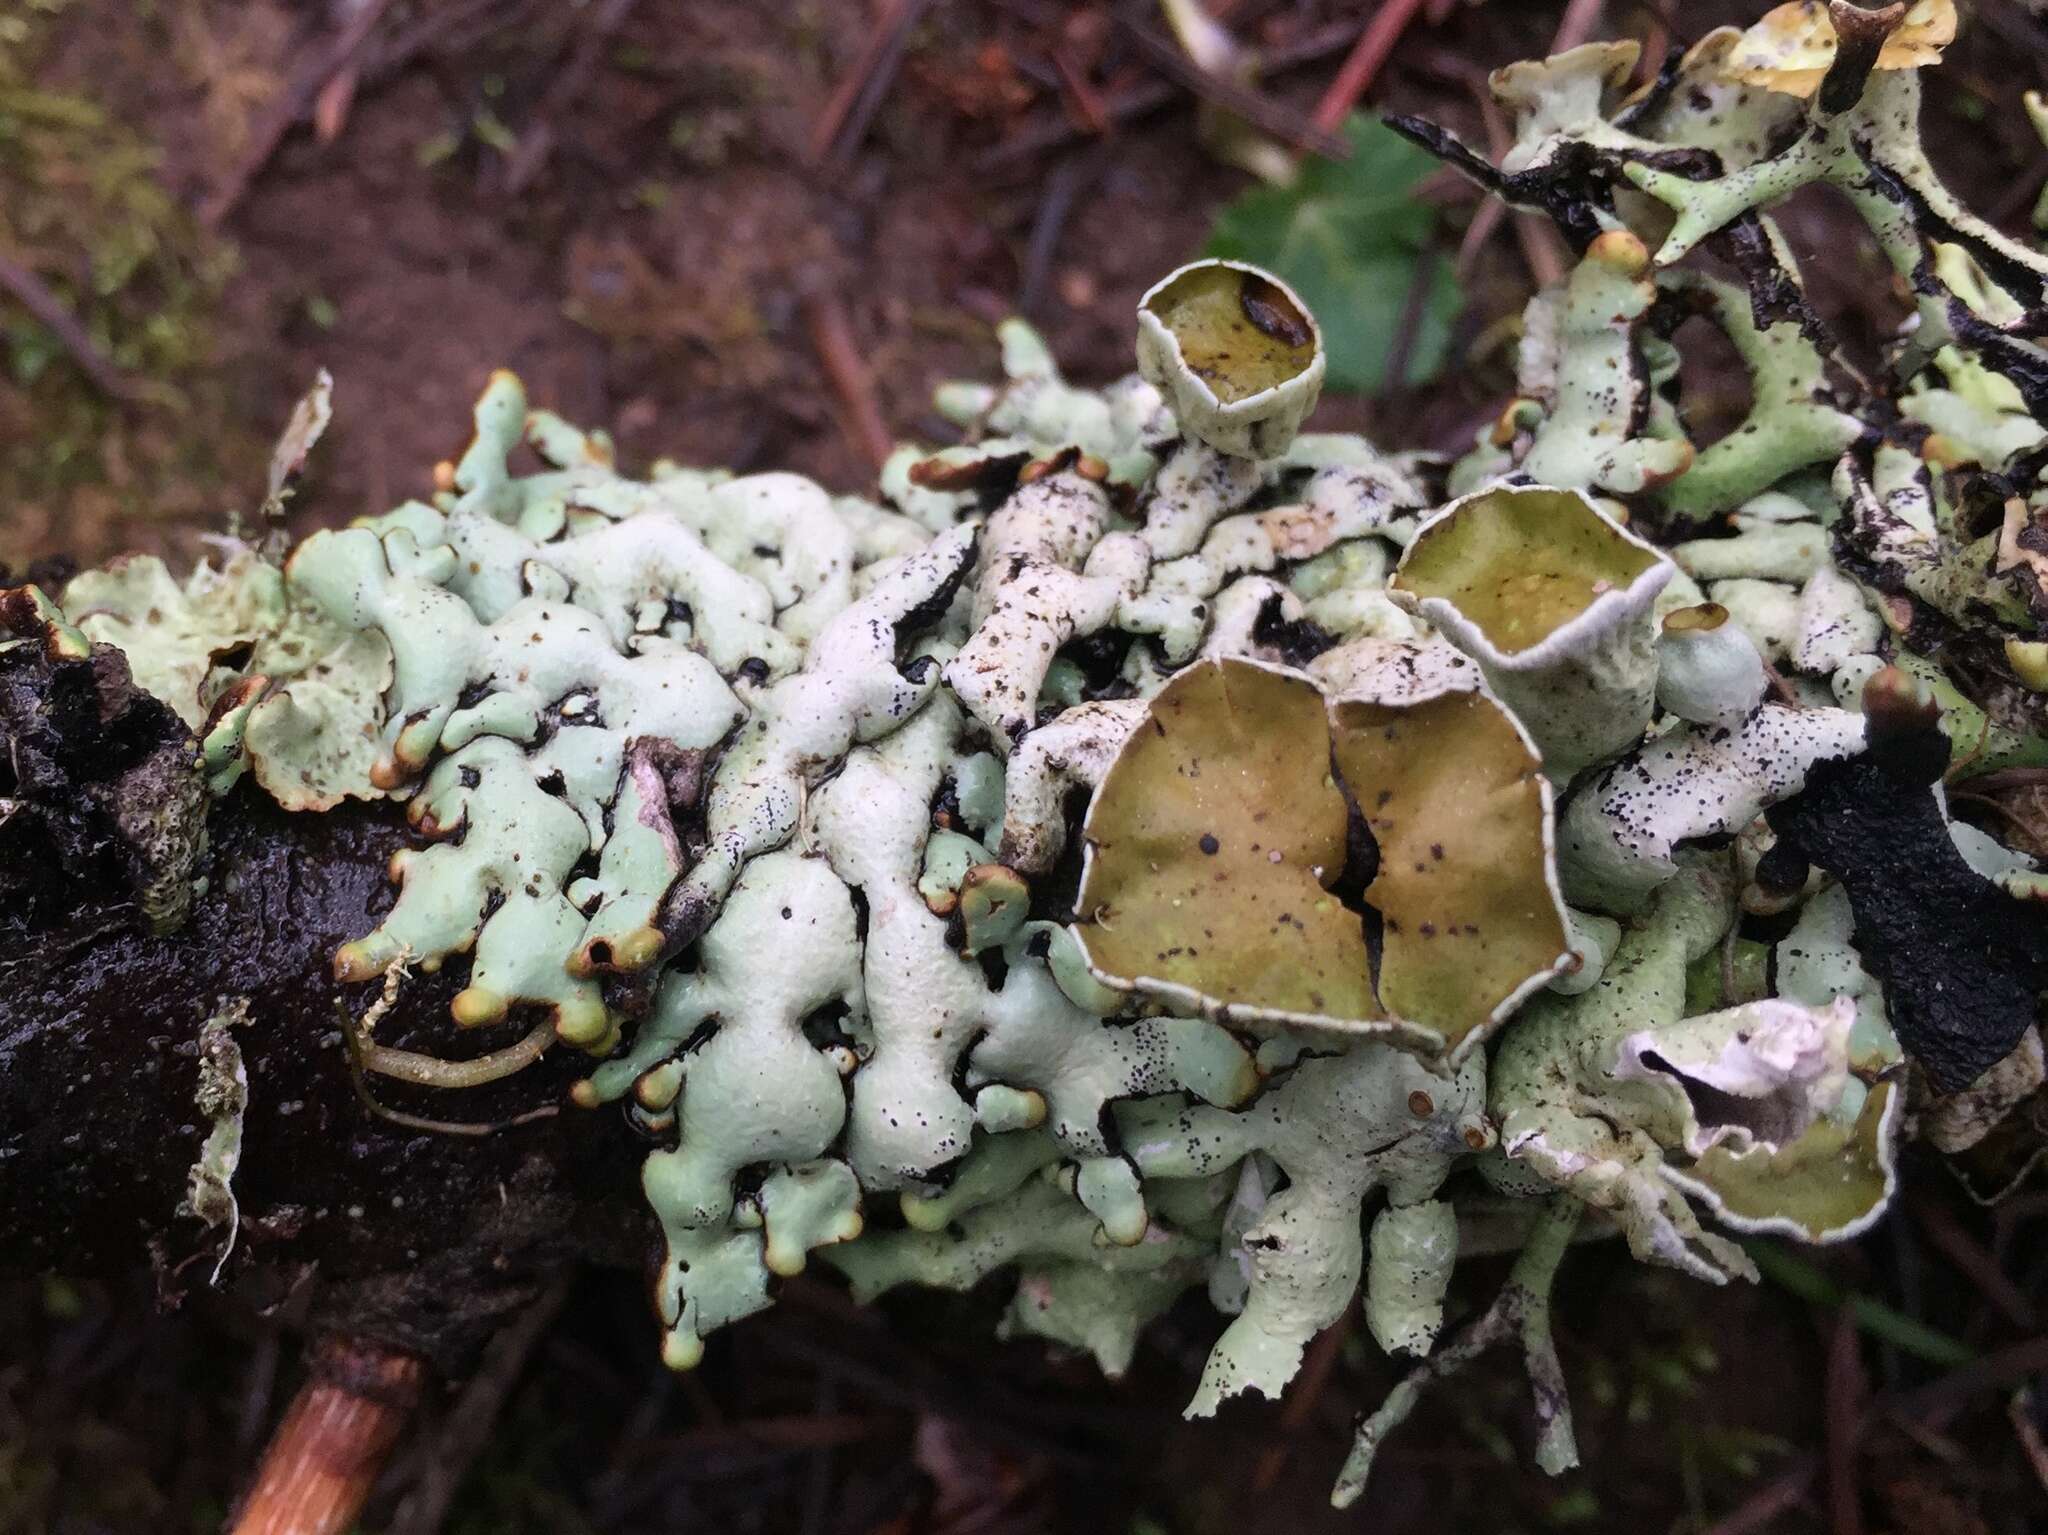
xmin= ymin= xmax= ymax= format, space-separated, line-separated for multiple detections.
xmin=1824 ymin=1310 xmax=1867 ymax=1535
xmin=1018 ymin=149 xmax=1101 ymax=316
xmin=501 ymin=0 xmax=643 ymax=194
xmin=1051 ymin=45 xmax=1111 ymax=137
xmin=1631 ymin=0 xmax=1674 ymax=86
xmin=1720 ymin=896 xmax=1742 ymax=1001
xmin=203 ymin=0 xmax=402 ymax=226
xmin=1308 ymin=0 xmax=1430 ymax=139
xmin=1115 ymin=13 xmax=1348 ymax=159
xmin=2011 ymin=1388 xmax=2048 ymax=1495
xmin=587 ymin=1374 xmax=674 ymax=1527
xmin=803 ymin=290 xmax=895 ymax=472
xmin=1909 ymin=1193 xmax=2041 ymax=1332
xmin=1382 ymin=241 xmax=1439 ymax=392
xmin=229 ymin=1334 xmax=426 ymax=1535
xmin=800 ymin=1373 xmax=839 ymax=1535
xmin=1975 ymin=1 xmax=2048 ymax=74
xmin=1551 ymin=0 xmax=1608 ymax=56
xmin=0 ymin=250 xmax=135 ymax=400
xmin=1711 ymin=1317 xmax=2048 ymax=1530
xmin=387 ymin=1281 xmax=571 ymax=1535
xmin=312 ymin=0 xmax=393 ymax=149
xmin=1448 ymin=5 xmax=1586 ymax=292
xmin=808 ymin=0 xmax=938 ymax=165
xmin=360 ymin=0 xmax=532 ymax=83
xmin=1251 ymin=1298 xmax=1356 ymax=1494
xmin=1760 ymin=658 xmax=1805 ymax=708
xmin=1886 ymin=1335 xmax=2048 ymax=1424
xmin=1702 ymin=1457 xmax=1818 ymax=1535
xmin=976 ymin=18 xmax=1367 ymax=171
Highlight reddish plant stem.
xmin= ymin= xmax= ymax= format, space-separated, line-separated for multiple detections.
xmin=1824 ymin=1311 xmax=1868 ymax=1535
xmin=1308 ymin=0 xmax=1429 ymax=138
xmin=803 ymin=291 xmax=895 ymax=473
xmin=203 ymin=0 xmax=401 ymax=226
xmin=807 ymin=0 xmax=936 ymax=165
xmin=231 ymin=1335 xmax=426 ymax=1535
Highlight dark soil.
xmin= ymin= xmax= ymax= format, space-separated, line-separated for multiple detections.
xmin=4 ymin=2 xmax=2048 ymax=1532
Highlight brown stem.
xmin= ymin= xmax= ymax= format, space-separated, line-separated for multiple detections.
xmin=1115 ymin=13 xmax=1348 ymax=159
xmin=1308 ymin=0 xmax=1430 ymax=139
xmin=803 ymin=290 xmax=895 ymax=473
xmin=202 ymin=0 xmax=402 ymax=226
xmin=806 ymin=0 xmax=936 ymax=165
xmin=975 ymin=19 xmax=1369 ymax=173
xmin=231 ymin=1335 xmax=426 ymax=1535
xmin=0 ymin=250 xmax=136 ymax=401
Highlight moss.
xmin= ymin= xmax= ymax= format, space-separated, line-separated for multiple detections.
xmin=0 ymin=6 xmax=258 ymax=562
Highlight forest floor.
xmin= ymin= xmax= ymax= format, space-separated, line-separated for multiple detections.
xmin=3 ymin=1 xmax=2047 ymax=1532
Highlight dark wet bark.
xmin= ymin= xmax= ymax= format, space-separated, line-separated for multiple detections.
xmin=0 ymin=768 xmax=649 ymax=1375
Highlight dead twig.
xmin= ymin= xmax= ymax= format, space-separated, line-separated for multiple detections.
xmin=1887 ymin=1335 xmax=2048 ymax=1427
xmin=1051 ymin=45 xmax=1112 ymax=137
xmin=803 ymin=290 xmax=895 ymax=473
xmin=2011 ymin=1387 xmax=2048 ymax=1495
xmin=1630 ymin=0 xmax=1675 ymax=86
xmin=360 ymin=0 xmax=533 ymax=83
xmin=1447 ymin=4 xmax=1587 ymax=292
xmin=1115 ymin=13 xmax=1348 ymax=159
xmin=501 ymin=0 xmax=644 ymax=194
xmin=1551 ymin=0 xmax=1608 ymax=57
xmin=230 ymin=1335 xmax=426 ymax=1535
xmin=1709 ymin=1329 xmax=2048 ymax=1532
xmin=1250 ymin=1298 xmax=1356 ymax=1494
xmin=0 ymin=250 xmax=136 ymax=401
xmin=1382 ymin=241 xmax=1441 ymax=392
xmin=1761 ymin=658 xmax=1805 ymax=708
xmin=808 ymin=0 xmax=939 ymax=165
xmin=386 ymin=1281 xmax=571 ymax=1535
xmin=1909 ymin=1193 xmax=2041 ymax=1333
xmin=1308 ymin=0 xmax=1430 ymax=139
xmin=1824 ymin=1310 xmax=1867 ymax=1535
xmin=1702 ymin=1457 xmax=1818 ymax=1535
xmin=1018 ymin=147 xmax=1102 ymax=316
xmin=203 ymin=0 xmax=402 ymax=226
xmin=976 ymin=18 xmax=1366 ymax=171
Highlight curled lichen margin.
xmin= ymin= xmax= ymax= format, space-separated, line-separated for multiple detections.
xmin=1069 ymin=654 xmax=1571 ymax=1063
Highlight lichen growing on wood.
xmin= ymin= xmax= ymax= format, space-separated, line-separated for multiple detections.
xmin=8 ymin=0 xmax=2048 ymax=1509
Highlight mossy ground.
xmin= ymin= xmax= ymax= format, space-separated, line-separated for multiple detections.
xmin=0 ymin=1 xmax=269 ymax=571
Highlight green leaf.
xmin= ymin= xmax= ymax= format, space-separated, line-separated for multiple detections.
xmin=1204 ymin=115 xmax=1460 ymax=392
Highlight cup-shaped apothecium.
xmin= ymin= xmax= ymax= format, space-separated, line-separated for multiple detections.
xmin=1390 ymin=484 xmax=1673 ymax=778
xmin=1135 ymin=259 xmax=1326 ymax=460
